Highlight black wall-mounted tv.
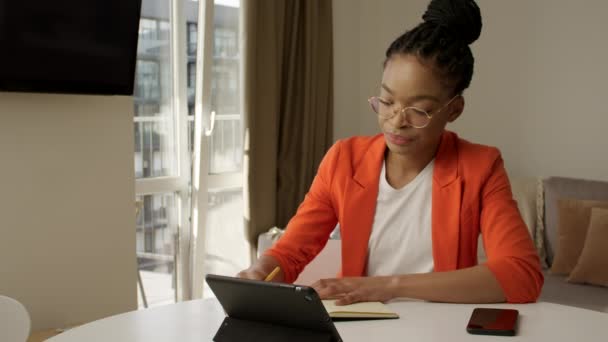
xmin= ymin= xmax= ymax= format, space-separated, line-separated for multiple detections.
xmin=0 ymin=0 xmax=142 ymax=95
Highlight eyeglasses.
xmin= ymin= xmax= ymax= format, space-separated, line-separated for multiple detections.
xmin=368 ymin=94 xmax=459 ymax=129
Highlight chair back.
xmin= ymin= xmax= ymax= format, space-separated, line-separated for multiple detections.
xmin=0 ymin=295 xmax=31 ymax=342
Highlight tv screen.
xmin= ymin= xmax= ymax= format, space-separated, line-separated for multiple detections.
xmin=0 ymin=0 xmax=142 ymax=95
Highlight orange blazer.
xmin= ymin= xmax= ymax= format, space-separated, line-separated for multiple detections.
xmin=265 ymin=131 xmax=543 ymax=303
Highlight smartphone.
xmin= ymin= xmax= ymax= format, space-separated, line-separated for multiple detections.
xmin=466 ymin=308 xmax=519 ymax=336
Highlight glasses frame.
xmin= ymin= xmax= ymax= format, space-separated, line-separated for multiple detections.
xmin=368 ymin=94 xmax=459 ymax=129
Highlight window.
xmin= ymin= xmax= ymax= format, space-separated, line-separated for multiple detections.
xmin=190 ymin=0 xmax=247 ymax=299
xmin=134 ymin=0 xmax=245 ymax=307
xmin=134 ymin=0 xmax=187 ymax=308
xmin=214 ymin=28 xmax=237 ymax=57
xmin=188 ymin=23 xmax=198 ymax=56
xmin=134 ymin=61 xmax=160 ymax=100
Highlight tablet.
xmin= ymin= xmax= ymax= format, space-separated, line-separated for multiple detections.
xmin=206 ymin=274 xmax=342 ymax=342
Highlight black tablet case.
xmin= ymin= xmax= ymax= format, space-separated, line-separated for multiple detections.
xmin=206 ymin=274 xmax=342 ymax=342
xmin=213 ymin=317 xmax=333 ymax=342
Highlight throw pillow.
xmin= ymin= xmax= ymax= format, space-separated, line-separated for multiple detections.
xmin=550 ymin=198 xmax=608 ymax=275
xmin=543 ymin=177 xmax=608 ymax=266
xmin=568 ymin=207 xmax=608 ymax=287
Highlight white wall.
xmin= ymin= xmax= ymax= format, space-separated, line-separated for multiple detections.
xmin=333 ymin=0 xmax=608 ymax=181
xmin=0 ymin=93 xmax=137 ymax=330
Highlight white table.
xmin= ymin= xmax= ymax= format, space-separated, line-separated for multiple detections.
xmin=48 ymin=299 xmax=608 ymax=341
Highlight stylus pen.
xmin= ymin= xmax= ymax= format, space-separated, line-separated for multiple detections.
xmin=265 ymin=266 xmax=281 ymax=281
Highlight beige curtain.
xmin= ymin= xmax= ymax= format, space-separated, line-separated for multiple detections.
xmin=243 ymin=0 xmax=333 ymax=253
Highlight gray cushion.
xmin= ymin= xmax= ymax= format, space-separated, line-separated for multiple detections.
xmin=543 ymin=177 xmax=608 ymax=266
xmin=540 ymin=271 xmax=608 ymax=313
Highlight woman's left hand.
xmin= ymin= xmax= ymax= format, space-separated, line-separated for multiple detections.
xmin=311 ymin=276 xmax=398 ymax=305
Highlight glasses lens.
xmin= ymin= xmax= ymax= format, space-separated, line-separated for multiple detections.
xmin=369 ymin=97 xmax=380 ymax=114
xmin=370 ymin=97 xmax=393 ymax=118
xmin=405 ymin=108 xmax=430 ymax=128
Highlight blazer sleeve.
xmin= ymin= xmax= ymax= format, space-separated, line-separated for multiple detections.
xmin=263 ymin=142 xmax=341 ymax=283
xmin=480 ymin=153 xmax=544 ymax=303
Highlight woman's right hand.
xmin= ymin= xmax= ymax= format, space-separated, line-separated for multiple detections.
xmin=236 ymin=267 xmax=268 ymax=280
xmin=236 ymin=255 xmax=283 ymax=281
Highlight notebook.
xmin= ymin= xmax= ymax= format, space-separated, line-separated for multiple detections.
xmin=322 ymin=300 xmax=399 ymax=319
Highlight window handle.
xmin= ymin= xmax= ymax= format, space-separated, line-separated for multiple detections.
xmin=204 ymin=110 xmax=216 ymax=137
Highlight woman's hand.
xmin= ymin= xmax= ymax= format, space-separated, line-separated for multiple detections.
xmin=313 ymin=266 xmax=506 ymax=304
xmin=236 ymin=255 xmax=284 ymax=282
xmin=311 ymin=276 xmax=397 ymax=305
xmin=236 ymin=267 xmax=268 ymax=281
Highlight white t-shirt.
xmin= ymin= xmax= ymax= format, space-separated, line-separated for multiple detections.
xmin=366 ymin=159 xmax=435 ymax=276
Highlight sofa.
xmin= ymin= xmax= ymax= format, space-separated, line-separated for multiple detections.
xmin=476 ymin=177 xmax=607 ymax=312
xmin=533 ymin=177 xmax=608 ymax=313
xmin=258 ymin=177 xmax=608 ymax=313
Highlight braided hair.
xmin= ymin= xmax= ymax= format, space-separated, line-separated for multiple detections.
xmin=385 ymin=0 xmax=482 ymax=95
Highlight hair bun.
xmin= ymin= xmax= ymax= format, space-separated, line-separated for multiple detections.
xmin=422 ymin=0 xmax=482 ymax=45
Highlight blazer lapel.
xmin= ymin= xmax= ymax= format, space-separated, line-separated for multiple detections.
xmin=432 ymin=131 xmax=462 ymax=271
xmin=340 ymin=136 xmax=385 ymax=277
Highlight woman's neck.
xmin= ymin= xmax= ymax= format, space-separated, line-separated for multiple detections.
xmin=385 ymin=147 xmax=436 ymax=189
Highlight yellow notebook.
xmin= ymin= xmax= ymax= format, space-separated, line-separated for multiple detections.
xmin=322 ymin=300 xmax=399 ymax=319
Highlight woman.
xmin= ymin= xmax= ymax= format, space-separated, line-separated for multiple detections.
xmin=238 ymin=0 xmax=543 ymax=305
